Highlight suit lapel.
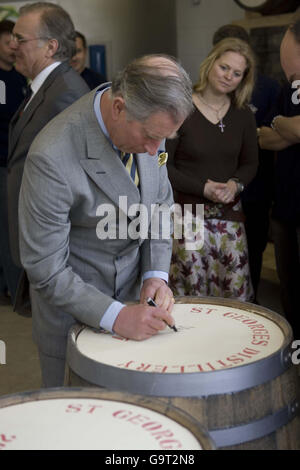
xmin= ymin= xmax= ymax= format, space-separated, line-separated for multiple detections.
xmin=136 ymin=152 xmax=158 ymax=214
xmin=79 ymin=102 xmax=141 ymax=214
xmin=8 ymin=62 xmax=70 ymax=159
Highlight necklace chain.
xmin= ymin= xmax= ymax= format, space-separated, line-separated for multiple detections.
xmin=197 ymin=93 xmax=227 ymax=133
xmin=197 ymin=94 xmax=227 ymax=119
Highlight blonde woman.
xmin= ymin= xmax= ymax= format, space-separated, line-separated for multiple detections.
xmin=167 ymin=38 xmax=258 ymax=300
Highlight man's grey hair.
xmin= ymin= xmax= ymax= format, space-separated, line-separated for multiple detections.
xmin=19 ymin=2 xmax=76 ymax=60
xmin=111 ymin=54 xmax=193 ymax=123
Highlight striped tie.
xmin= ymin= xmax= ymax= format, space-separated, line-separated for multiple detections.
xmin=120 ymin=152 xmax=139 ymax=187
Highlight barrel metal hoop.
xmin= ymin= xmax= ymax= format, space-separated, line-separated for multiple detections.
xmin=66 ymin=328 xmax=294 ymax=396
xmin=210 ymin=398 xmax=300 ymax=448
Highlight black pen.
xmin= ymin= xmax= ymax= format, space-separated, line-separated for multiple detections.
xmin=146 ymin=297 xmax=177 ymax=332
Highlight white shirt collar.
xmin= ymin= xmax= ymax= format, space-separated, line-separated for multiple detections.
xmin=30 ymin=61 xmax=62 ymax=96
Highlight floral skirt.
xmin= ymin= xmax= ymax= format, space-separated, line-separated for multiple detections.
xmin=169 ymin=210 xmax=254 ymax=302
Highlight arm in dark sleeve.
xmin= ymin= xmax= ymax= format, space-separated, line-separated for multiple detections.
xmin=233 ymin=109 xmax=258 ymax=186
xmin=166 ymin=132 xmax=206 ymax=197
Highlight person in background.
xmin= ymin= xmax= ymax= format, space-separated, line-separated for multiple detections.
xmin=167 ymin=38 xmax=258 ymax=301
xmin=0 ymin=19 xmax=27 ymax=305
xmin=18 ymin=54 xmax=193 ymax=387
xmin=259 ymin=12 xmax=300 ymax=341
xmin=213 ymin=24 xmax=280 ymax=303
xmin=6 ymin=2 xmax=89 ymax=313
xmin=70 ymin=31 xmax=106 ymax=89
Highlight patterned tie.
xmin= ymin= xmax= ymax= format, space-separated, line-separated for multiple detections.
xmin=120 ymin=152 xmax=139 ymax=187
xmin=19 ymin=85 xmax=33 ymax=118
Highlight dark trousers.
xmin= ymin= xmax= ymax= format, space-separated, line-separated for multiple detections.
xmin=0 ymin=167 xmax=22 ymax=303
xmin=242 ymin=200 xmax=271 ymax=299
xmin=272 ymin=218 xmax=300 ymax=340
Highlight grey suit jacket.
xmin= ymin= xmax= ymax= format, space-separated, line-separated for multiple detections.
xmin=18 ymin=88 xmax=174 ymax=358
xmin=7 ymin=61 xmax=89 ymax=266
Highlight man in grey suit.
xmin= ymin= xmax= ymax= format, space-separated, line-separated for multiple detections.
xmin=6 ymin=2 xmax=89 ymax=304
xmin=19 ymin=54 xmax=193 ymax=387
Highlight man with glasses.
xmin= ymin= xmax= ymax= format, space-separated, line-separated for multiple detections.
xmin=6 ymin=2 xmax=89 ymax=313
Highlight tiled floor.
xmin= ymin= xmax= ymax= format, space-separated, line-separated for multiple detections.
xmin=0 ymin=243 xmax=291 ymax=397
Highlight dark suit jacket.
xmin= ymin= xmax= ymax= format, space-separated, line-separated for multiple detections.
xmin=81 ymin=67 xmax=106 ymax=90
xmin=7 ymin=61 xmax=89 ymax=266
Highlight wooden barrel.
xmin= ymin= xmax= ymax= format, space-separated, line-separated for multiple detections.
xmin=67 ymin=297 xmax=300 ymax=450
xmin=234 ymin=0 xmax=299 ymax=15
xmin=0 ymin=387 xmax=215 ymax=450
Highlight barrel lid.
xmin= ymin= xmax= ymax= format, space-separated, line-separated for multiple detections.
xmin=0 ymin=388 xmax=212 ymax=450
xmin=67 ymin=298 xmax=293 ymax=395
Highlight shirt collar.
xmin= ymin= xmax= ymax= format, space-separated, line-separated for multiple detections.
xmin=93 ymin=83 xmax=118 ymax=150
xmin=30 ymin=61 xmax=62 ymax=96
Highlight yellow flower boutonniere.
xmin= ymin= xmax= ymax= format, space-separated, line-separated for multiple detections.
xmin=158 ymin=152 xmax=168 ymax=167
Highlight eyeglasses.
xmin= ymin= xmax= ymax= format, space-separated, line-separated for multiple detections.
xmin=10 ymin=33 xmax=49 ymax=44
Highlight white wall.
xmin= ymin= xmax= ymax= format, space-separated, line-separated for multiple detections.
xmin=3 ymin=0 xmax=246 ymax=83
xmin=55 ymin=0 xmax=177 ymax=79
xmin=2 ymin=0 xmax=177 ymax=79
xmin=176 ymin=0 xmax=244 ymax=83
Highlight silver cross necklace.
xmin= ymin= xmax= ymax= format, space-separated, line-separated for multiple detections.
xmin=198 ymin=94 xmax=227 ymax=133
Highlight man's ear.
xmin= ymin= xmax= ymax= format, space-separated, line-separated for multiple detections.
xmin=46 ymin=38 xmax=59 ymax=58
xmin=111 ymin=96 xmax=126 ymax=120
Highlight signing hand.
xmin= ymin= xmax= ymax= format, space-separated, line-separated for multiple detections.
xmin=112 ymin=303 xmax=174 ymax=341
xmin=140 ymin=277 xmax=175 ymax=314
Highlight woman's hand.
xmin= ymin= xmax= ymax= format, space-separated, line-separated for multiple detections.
xmin=203 ymin=179 xmax=227 ymax=203
xmin=214 ymin=179 xmax=237 ymax=204
xmin=204 ymin=179 xmax=237 ymax=204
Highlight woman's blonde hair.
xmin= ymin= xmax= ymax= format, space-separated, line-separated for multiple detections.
xmin=193 ymin=37 xmax=256 ymax=109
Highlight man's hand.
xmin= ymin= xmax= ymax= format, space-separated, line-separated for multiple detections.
xmin=112 ymin=303 xmax=174 ymax=341
xmin=140 ymin=277 xmax=175 ymax=314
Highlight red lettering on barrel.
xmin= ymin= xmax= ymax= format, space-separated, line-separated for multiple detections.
xmin=113 ymin=409 xmax=132 ymax=419
xmin=127 ymin=414 xmax=149 ymax=425
xmin=190 ymin=307 xmax=202 ymax=313
xmin=216 ymin=360 xmax=230 ymax=367
xmin=160 ymin=439 xmax=182 ymax=450
xmin=112 ymin=335 xmax=129 ymax=341
xmin=0 ymin=434 xmax=16 ymax=449
xmin=226 ymin=355 xmax=245 ymax=364
xmin=87 ymin=405 xmax=103 ymax=414
xmin=66 ymin=404 xmax=82 ymax=413
xmin=238 ymin=348 xmax=259 ymax=359
xmin=142 ymin=421 xmax=163 ymax=431
xmin=136 ymin=363 xmax=152 ymax=371
xmin=153 ymin=365 xmax=168 ymax=373
xmin=152 ymin=429 xmax=174 ymax=439
xmin=116 ymin=361 xmax=134 ymax=368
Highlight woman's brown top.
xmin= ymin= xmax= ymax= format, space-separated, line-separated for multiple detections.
xmin=166 ymin=104 xmax=258 ymax=202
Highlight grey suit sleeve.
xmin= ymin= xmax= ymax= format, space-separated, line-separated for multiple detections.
xmin=140 ymin=161 xmax=174 ymax=277
xmin=18 ymin=151 xmax=114 ymax=328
